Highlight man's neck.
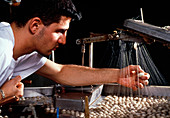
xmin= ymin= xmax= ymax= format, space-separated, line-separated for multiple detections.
xmin=11 ymin=23 xmax=35 ymax=60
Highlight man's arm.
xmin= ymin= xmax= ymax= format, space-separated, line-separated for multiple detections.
xmin=36 ymin=59 xmax=149 ymax=90
xmin=36 ymin=59 xmax=120 ymax=86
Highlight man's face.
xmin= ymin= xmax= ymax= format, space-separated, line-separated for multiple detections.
xmin=35 ymin=16 xmax=71 ymax=56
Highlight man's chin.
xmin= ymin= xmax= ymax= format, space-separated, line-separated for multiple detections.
xmin=37 ymin=51 xmax=52 ymax=57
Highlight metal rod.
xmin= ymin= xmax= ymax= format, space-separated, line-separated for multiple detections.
xmin=81 ymin=44 xmax=86 ymax=66
xmin=89 ymin=43 xmax=93 ymax=68
xmin=76 ymin=35 xmax=110 ymax=45
xmin=140 ymin=8 xmax=144 ymax=23
xmin=52 ymin=50 xmax=55 ymax=62
xmin=85 ymin=96 xmax=89 ymax=118
xmin=76 ymin=33 xmax=144 ymax=45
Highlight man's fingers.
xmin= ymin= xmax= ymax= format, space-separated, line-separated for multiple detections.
xmin=141 ymin=73 xmax=150 ymax=80
xmin=11 ymin=76 xmax=22 ymax=85
xmin=135 ymin=82 xmax=144 ymax=89
xmin=134 ymin=79 xmax=149 ymax=90
xmin=140 ymin=80 xmax=149 ymax=86
xmin=17 ymin=82 xmax=24 ymax=89
xmin=12 ymin=76 xmax=24 ymax=97
xmin=16 ymin=82 xmax=24 ymax=97
xmin=130 ymin=65 xmax=145 ymax=74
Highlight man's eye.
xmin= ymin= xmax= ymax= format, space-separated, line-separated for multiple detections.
xmin=55 ymin=29 xmax=66 ymax=34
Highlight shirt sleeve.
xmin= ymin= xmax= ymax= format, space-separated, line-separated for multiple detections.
xmin=12 ymin=51 xmax=47 ymax=80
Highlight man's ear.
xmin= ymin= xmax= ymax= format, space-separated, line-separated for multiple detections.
xmin=29 ymin=17 xmax=43 ymax=34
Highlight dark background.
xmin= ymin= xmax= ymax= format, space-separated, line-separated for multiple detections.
xmin=0 ymin=0 xmax=170 ymax=86
xmin=54 ymin=0 xmax=170 ymax=85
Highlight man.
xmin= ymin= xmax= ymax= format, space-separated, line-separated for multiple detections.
xmin=0 ymin=0 xmax=149 ymax=101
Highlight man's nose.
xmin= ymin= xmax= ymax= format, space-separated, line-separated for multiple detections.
xmin=58 ymin=33 xmax=66 ymax=45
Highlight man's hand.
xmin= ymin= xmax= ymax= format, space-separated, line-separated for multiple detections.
xmin=117 ymin=65 xmax=150 ymax=91
xmin=1 ymin=76 xmax=24 ymax=100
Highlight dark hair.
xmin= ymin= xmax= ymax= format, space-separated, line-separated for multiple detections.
xmin=11 ymin=0 xmax=82 ymax=27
